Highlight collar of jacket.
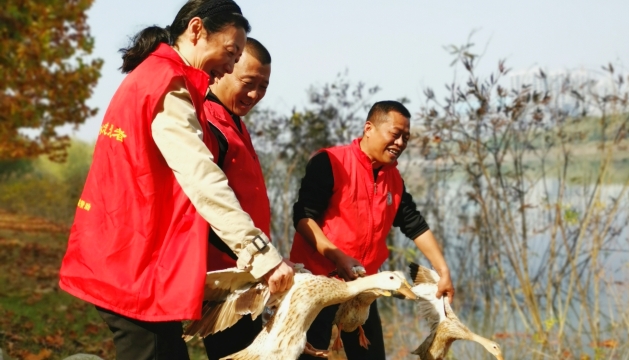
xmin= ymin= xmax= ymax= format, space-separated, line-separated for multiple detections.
xmin=150 ymin=43 xmax=211 ymax=98
xmin=206 ymin=91 xmax=237 ymax=116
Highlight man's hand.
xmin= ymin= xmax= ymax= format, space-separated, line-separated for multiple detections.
xmin=435 ymin=268 xmax=455 ymax=303
xmin=263 ymin=259 xmax=295 ymax=294
xmin=331 ymin=252 xmax=364 ymax=281
xmin=412 ymin=231 xmax=455 ymax=303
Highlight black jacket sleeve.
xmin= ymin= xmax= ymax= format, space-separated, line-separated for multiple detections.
xmin=393 ymin=183 xmax=430 ymax=240
xmin=292 ymin=152 xmax=334 ymax=228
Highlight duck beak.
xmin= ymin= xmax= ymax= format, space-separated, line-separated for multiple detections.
xmin=375 ymin=290 xmax=392 ymax=297
xmin=395 ymin=281 xmax=417 ymax=300
xmin=495 ymin=355 xmax=504 ymax=360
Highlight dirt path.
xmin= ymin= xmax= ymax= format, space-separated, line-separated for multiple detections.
xmin=0 ymin=210 xmax=68 ymax=234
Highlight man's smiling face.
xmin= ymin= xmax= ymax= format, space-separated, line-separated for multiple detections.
xmin=362 ymin=111 xmax=410 ymax=168
xmin=210 ymin=50 xmax=271 ymax=116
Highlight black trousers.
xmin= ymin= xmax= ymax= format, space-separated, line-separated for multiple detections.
xmin=202 ymin=314 xmax=262 ymax=360
xmin=96 ymin=306 xmax=189 ymax=360
xmin=299 ymin=300 xmax=386 ymax=360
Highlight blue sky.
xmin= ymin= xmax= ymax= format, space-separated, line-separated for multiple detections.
xmin=67 ymin=0 xmax=629 ymax=140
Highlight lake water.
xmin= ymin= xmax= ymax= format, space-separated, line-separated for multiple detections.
xmin=383 ymin=178 xmax=629 ymax=358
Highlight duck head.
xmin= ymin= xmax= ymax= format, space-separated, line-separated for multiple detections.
xmin=481 ymin=339 xmax=503 ymax=360
xmin=365 ymin=271 xmax=417 ymax=300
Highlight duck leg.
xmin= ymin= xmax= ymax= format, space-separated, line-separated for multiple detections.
xmin=357 ymin=325 xmax=371 ymax=349
xmin=330 ymin=324 xmax=344 ymax=351
xmin=303 ymin=342 xmax=329 ymax=358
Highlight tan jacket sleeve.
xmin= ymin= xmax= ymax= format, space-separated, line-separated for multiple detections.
xmin=151 ymin=77 xmax=282 ymax=279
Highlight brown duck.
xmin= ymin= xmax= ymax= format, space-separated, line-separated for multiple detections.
xmin=408 ymin=263 xmax=504 ymax=360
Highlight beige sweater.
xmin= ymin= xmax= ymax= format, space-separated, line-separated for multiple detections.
xmin=150 ymin=75 xmax=281 ymax=279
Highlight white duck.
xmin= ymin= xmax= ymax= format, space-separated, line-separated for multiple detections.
xmin=408 ymin=263 xmax=504 ymax=360
xmin=213 ymin=270 xmax=416 ymax=360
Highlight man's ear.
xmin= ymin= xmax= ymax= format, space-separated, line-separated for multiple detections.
xmin=363 ymin=121 xmax=374 ymax=138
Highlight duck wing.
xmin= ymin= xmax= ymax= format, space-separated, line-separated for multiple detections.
xmin=184 ymin=268 xmax=270 ymax=340
xmin=409 ymin=262 xmax=440 ymax=285
xmin=185 ymin=264 xmax=312 ymax=340
xmin=408 ymin=263 xmax=447 ymax=326
xmin=202 ymin=267 xmax=257 ymax=302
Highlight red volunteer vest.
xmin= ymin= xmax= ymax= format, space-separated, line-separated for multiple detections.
xmin=290 ymin=139 xmax=404 ymax=275
xmin=59 ymin=44 xmax=212 ymax=321
xmin=204 ymin=100 xmax=271 ymax=271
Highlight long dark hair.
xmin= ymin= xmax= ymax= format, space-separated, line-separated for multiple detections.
xmin=119 ymin=0 xmax=251 ymax=73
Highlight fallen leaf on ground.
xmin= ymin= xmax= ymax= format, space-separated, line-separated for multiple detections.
xmin=23 ymin=349 xmax=52 ymax=360
xmin=44 ymin=333 xmax=64 ymax=347
xmin=23 ymin=265 xmax=41 ymax=277
xmin=85 ymin=322 xmax=101 ymax=335
xmin=26 ymin=292 xmax=43 ymax=304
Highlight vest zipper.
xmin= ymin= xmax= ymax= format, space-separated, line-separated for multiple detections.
xmin=364 ymin=173 xmax=377 ymax=266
